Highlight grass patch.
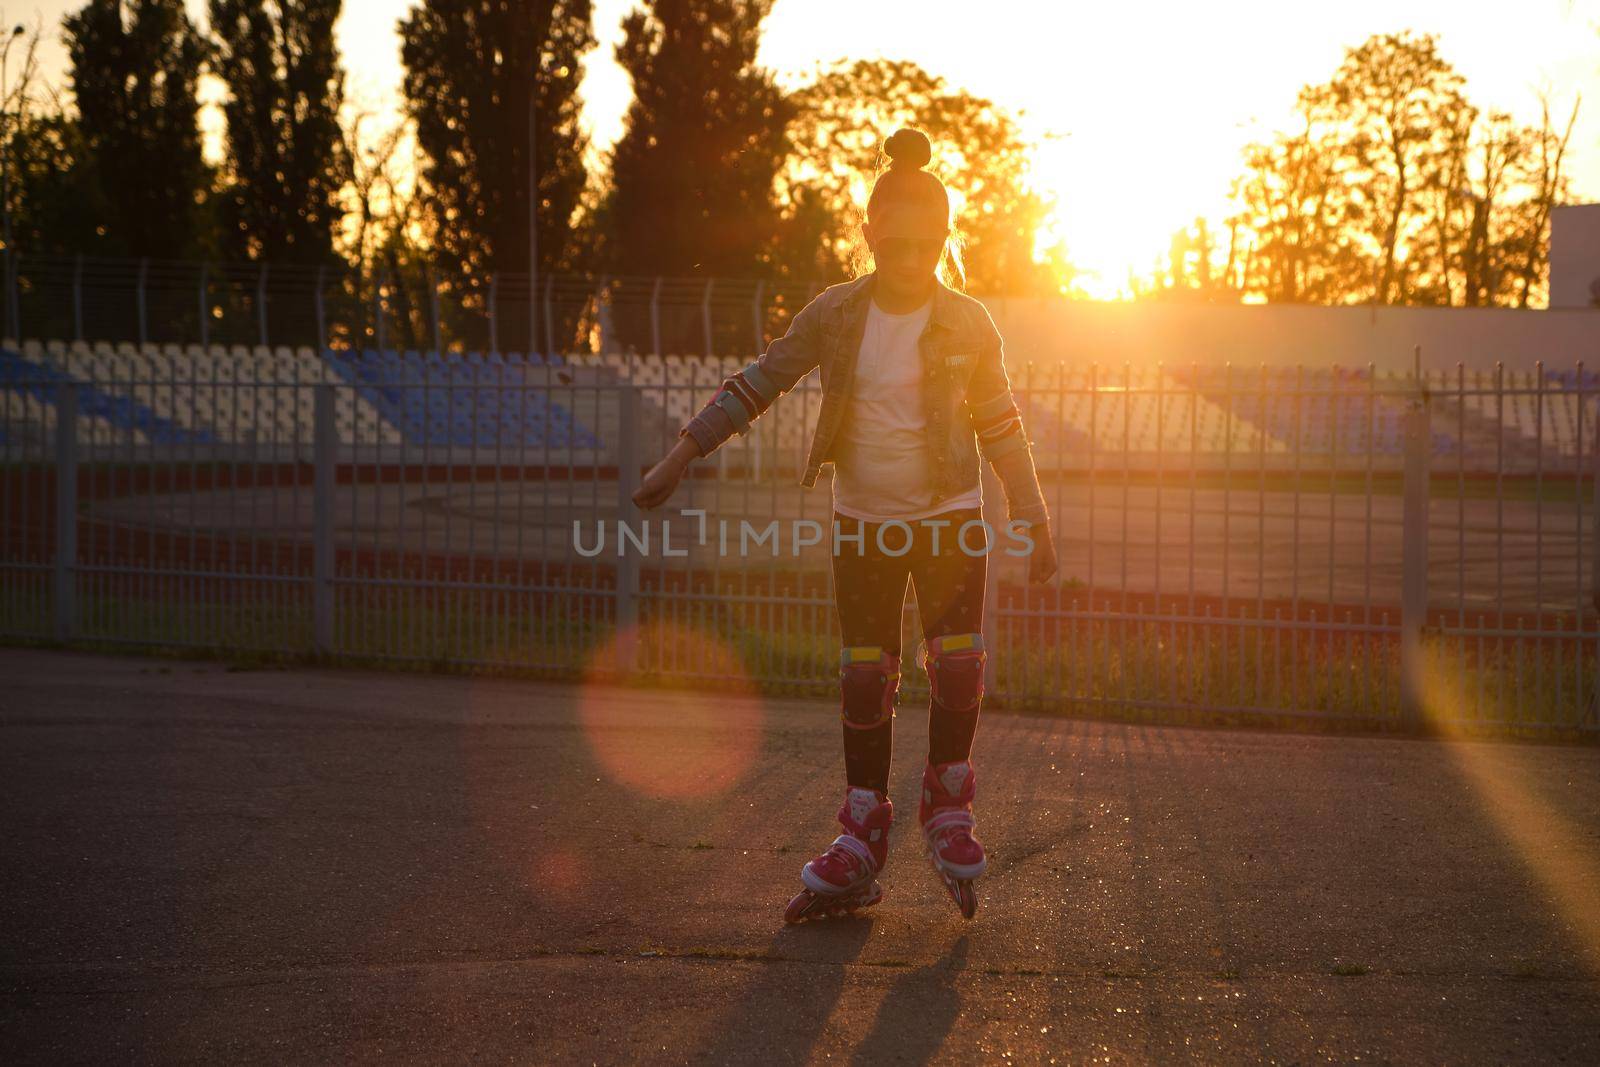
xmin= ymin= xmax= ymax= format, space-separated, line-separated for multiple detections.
xmin=6 ymin=581 xmax=1597 ymax=742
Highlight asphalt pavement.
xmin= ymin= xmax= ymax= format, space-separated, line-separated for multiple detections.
xmin=2 ymin=648 xmax=1598 ymax=1064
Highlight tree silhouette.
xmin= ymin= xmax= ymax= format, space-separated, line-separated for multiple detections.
xmin=401 ymin=0 xmax=594 ymax=352
xmin=781 ymin=58 xmax=1068 ymax=296
xmin=1226 ymin=31 xmax=1578 ymax=307
xmin=61 ymin=0 xmax=212 ymax=260
xmin=208 ymin=0 xmax=347 ymax=265
xmin=1225 ymin=93 xmax=1354 ymax=303
xmin=606 ymin=0 xmax=792 ymax=279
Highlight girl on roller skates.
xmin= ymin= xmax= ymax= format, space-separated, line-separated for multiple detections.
xmin=633 ymin=127 xmax=1057 ymax=921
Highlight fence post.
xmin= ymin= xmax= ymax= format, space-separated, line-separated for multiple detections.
xmin=257 ymin=263 xmax=269 ymax=348
xmin=1400 ymin=390 xmax=1431 ymax=730
xmin=313 ymin=383 xmax=335 ymax=656
xmin=701 ymin=279 xmax=714 ymax=357
xmin=54 ymin=383 xmax=78 ymax=642
xmin=1591 ymin=402 xmax=1600 ymax=726
xmin=980 ymin=462 xmax=1003 ymax=696
xmin=73 ymin=254 xmax=83 ymax=342
xmin=136 ymin=257 xmax=148 ymax=345
xmin=543 ymin=275 xmax=555 ymax=356
xmin=751 ymin=279 xmax=764 ymax=353
xmin=650 ymin=277 xmax=662 ymax=356
xmin=373 ymin=270 xmax=386 ymax=353
xmin=615 ymin=384 xmax=640 ymax=673
xmin=595 ymin=273 xmax=611 ymax=355
xmin=488 ymin=275 xmax=498 ymax=355
xmin=428 ymin=268 xmax=442 ymax=356
xmin=314 ymin=265 xmax=326 ymax=353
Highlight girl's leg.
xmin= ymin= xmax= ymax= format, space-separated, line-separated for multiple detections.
xmin=830 ymin=511 xmax=913 ymax=794
xmin=908 ymin=508 xmax=989 ymax=764
xmin=906 ymin=509 xmax=990 ymax=915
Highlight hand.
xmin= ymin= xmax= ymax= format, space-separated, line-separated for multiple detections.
xmin=1026 ymin=519 xmax=1058 ymax=585
xmin=632 ymin=452 xmax=687 ymax=511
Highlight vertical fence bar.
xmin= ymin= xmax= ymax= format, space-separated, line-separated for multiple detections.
xmin=594 ymin=274 xmax=610 ymax=357
xmin=1401 ymin=393 xmax=1431 ymax=730
xmin=543 ymin=275 xmax=555 ymax=356
xmin=374 ymin=270 xmax=386 ymax=353
xmin=257 ymin=263 xmax=269 ymax=348
xmin=136 ymin=257 xmax=148 ymax=345
xmin=1571 ymin=362 xmax=1584 ymax=725
xmin=53 ymin=383 xmax=78 ymax=641
xmin=1592 ymin=391 xmax=1600 ymax=726
xmin=615 ymin=384 xmax=640 ymax=672
xmin=650 ymin=277 xmax=663 ymax=357
xmin=701 ymin=280 xmax=715 ymax=357
xmin=428 ymin=268 xmax=442 ymax=355
xmin=981 ymin=461 xmax=1003 ymax=695
xmin=313 ymin=383 xmax=335 ymax=655
xmin=751 ymin=280 xmax=764 ymax=353
xmin=314 ymin=265 xmax=327 ymax=353
xmin=199 ymin=262 xmax=209 ymax=348
xmin=488 ymin=275 xmax=498 ymax=355
xmin=73 ymin=254 xmax=83 ymax=342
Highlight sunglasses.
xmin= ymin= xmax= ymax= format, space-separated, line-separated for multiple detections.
xmin=875 ymin=236 xmax=946 ymax=261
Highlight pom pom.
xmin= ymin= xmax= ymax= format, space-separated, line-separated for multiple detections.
xmin=884 ymin=128 xmax=932 ymax=170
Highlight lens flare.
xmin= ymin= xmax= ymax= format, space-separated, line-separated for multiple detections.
xmin=579 ymin=620 xmax=764 ymax=800
xmin=1417 ymin=647 xmax=1600 ymax=978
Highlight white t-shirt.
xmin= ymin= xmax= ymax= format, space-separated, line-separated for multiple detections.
xmin=831 ymin=297 xmax=984 ymax=523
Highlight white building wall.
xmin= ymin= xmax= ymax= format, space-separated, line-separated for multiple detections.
xmin=980 ymin=296 xmax=1600 ymax=373
xmin=1550 ymin=203 xmax=1600 ymax=311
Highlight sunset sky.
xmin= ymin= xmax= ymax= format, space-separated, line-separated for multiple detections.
xmin=10 ymin=0 xmax=1600 ymax=297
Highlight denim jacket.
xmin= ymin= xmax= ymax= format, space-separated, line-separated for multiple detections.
xmin=679 ymin=271 xmax=1051 ymax=525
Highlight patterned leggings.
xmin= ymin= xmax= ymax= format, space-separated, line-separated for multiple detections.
xmin=830 ymin=507 xmax=988 ymax=793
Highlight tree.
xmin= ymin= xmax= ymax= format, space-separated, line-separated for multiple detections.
xmin=208 ymin=0 xmax=347 ymax=264
xmin=401 ymin=0 xmax=594 ymax=351
xmin=335 ymin=105 xmax=434 ymax=349
xmin=606 ymin=0 xmax=792 ymax=279
xmin=1501 ymin=94 xmax=1579 ymax=308
xmin=1224 ymin=31 xmax=1578 ymax=307
xmin=781 ymin=58 xmax=1068 ymax=296
xmin=61 ymin=0 xmax=212 ymax=260
xmin=1314 ymin=32 xmax=1473 ymax=305
xmin=1224 ymin=94 xmax=1358 ymax=303
xmin=1136 ymin=216 xmax=1242 ymax=303
xmin=2 ymin=23 xmax=107 ymax=258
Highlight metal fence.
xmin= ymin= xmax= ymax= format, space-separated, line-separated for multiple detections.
xmin=2 ymin=347 xmax=1598 ymax=739
xmin=3 ymin=253 xmax=824 ymax=358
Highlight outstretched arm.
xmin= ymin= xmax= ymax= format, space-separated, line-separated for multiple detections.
xmin=633 ymin=295 xmax=827 ymax=511
xmin=964 ymin=311 xmax=1057 ymax=583
xmin=965 ymin=314 xmax=1049 ymax=525
xmin=676 ymin=295 xmax=827 ymax=459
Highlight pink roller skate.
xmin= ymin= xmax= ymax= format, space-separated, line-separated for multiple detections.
xmin=784 ymin=787 xmax=894 ymax=923
xmin=920 ymin=759 xmax=986 ymax=919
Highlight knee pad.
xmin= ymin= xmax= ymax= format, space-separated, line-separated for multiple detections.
xmin=922 ymin=633 xmax=986 ymax=713
xmin=839 ymin=646 xmax=899 ymax=729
